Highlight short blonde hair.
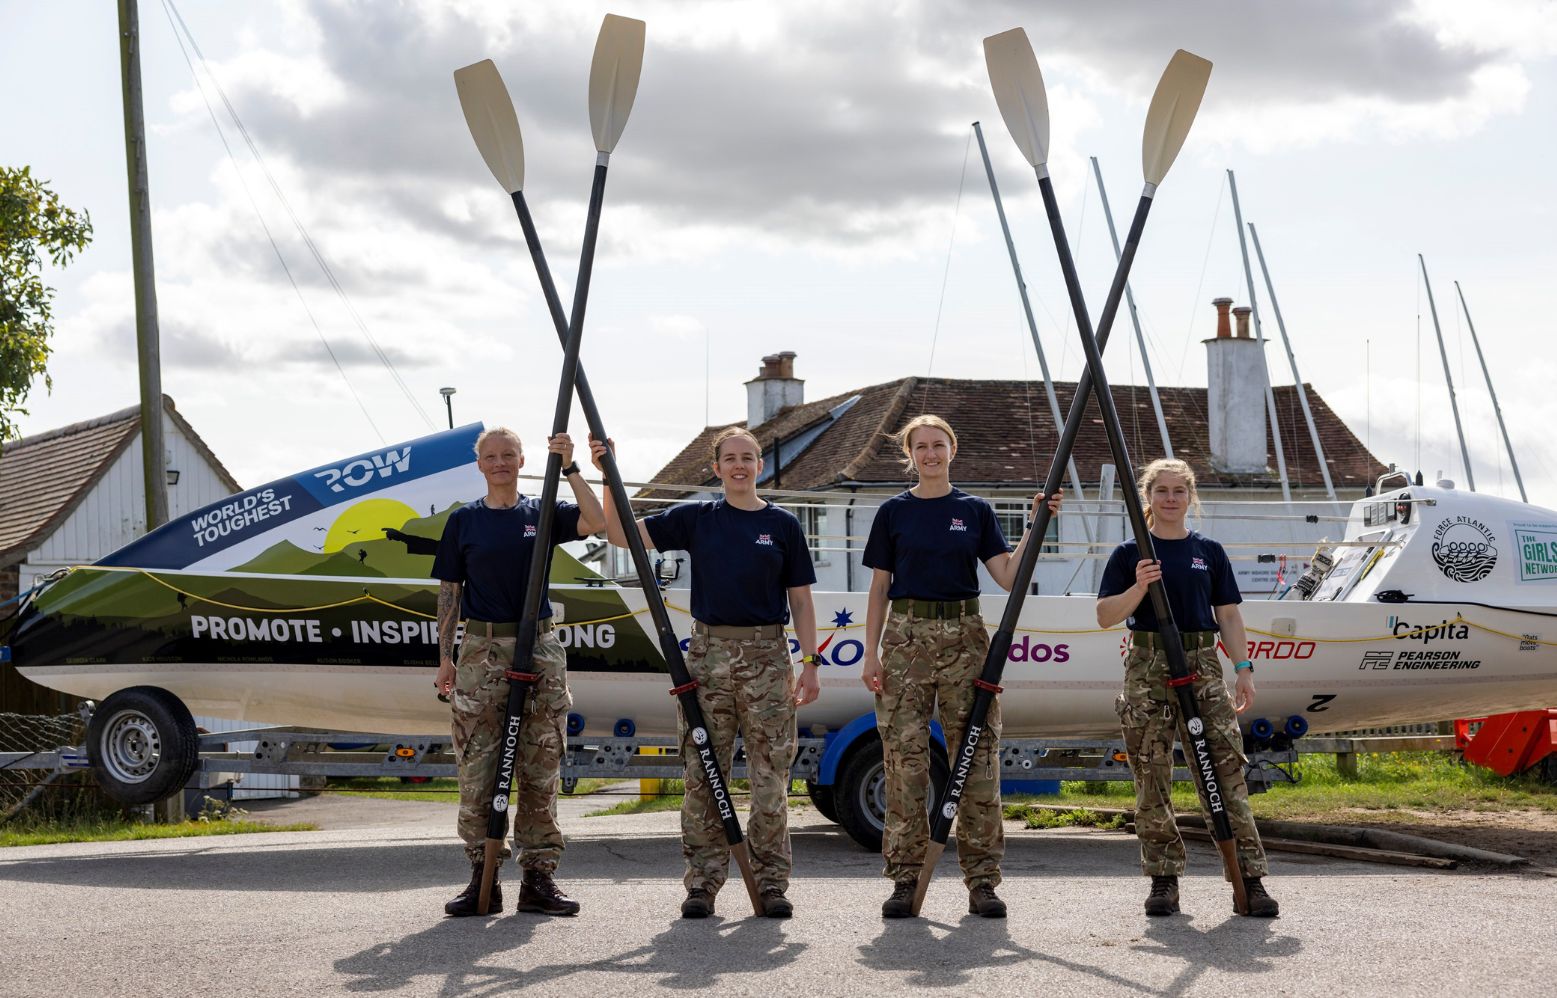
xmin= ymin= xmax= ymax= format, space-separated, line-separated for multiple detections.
xmin=475 ymin=426 xmax=522 ymax=456
xmin=710 ymin=426 xmax=761 ymax=465
xmin=896 ymin=414 xmax=958 ymax=472
xmin=1138 ymin=458 xmax=1201 ymax=528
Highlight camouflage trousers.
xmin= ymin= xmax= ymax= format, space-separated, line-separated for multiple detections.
xmin=877 ymin=611 xmax=1003 ymax=888
xmin=450 ymin=628 xmax=571 ymax=870
xmin=1114 ymin=642 xmax=1268 ymax=877
xmin=679 ymin=632 xmax=797 ymax=896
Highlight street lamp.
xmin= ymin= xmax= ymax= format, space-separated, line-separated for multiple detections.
xmin=439 ymin=387 xmax=456 ymax=429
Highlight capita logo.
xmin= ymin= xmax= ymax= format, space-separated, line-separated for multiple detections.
xmin=1431 ymin=515 xmax=1497 ymax=583
xmin=313 ymin=446 xmax=412 ymax=494
xmin=949 ymin=517 xmax=968 ymax=532
xmin=1388 ymin=615 xmax=1469 ymax=644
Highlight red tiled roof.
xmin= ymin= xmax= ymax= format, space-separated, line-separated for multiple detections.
xmin=0 ymin=397 xmax=240 ymax=565
xmin=640 ymin=377 xmax=1384 ymax=498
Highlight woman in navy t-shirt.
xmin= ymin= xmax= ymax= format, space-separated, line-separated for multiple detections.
xmin=1096 ymin=458 xmax=1277 ymax=918
xmin=861 ymin=414 xmax=1061 ymax=919
xmin=591 ymin=427 xmax=819 ymax=920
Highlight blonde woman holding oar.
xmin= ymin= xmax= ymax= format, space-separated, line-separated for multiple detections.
xmin=592 ymin=428 xmax=820 ymax=919
xmin=860 ymin=414 xmax=1060 ymax=919
xmin=1096 ymin=459 xmax=1278 ymax=918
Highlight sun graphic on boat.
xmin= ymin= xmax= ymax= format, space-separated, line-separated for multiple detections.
xmin=323 ymin=498 xmax=421 ymax=553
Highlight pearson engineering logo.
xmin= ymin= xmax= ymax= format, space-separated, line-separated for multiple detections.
xmin=1431 ymin=515 xmax=1497 ymax=583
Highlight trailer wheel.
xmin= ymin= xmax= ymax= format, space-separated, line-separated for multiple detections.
xmin=86 ymin=687 xmax=199 ymax=806
xmin=833 ymin=737 xmax=949 ymax=852
xmin=805 ymin=780 xmax=839 ymax=822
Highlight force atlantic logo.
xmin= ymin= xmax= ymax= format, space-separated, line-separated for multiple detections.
xmin=691 ymin=727 xmax=709 ymax=746
xmin=1186 ymin=717 xmax=1204 ymax=737
xmin=492 ymin=794 xmax=508 ymax=813
xmin=313 ymin=446 xmax=413 ymax=494
xmin=1432 ymin=515 xmax=1497 ymax=583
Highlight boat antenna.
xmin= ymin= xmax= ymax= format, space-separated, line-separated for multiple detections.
xmin=1455 ymin=281 xmax=1525 ymax=501
xmin=1227 ymin=170 xmax=1292 ymax=502
xmin=1418 ymin=255 xmax=1475 ymax=490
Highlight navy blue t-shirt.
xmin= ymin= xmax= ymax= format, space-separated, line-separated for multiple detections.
xmin=862 ymin=489 xmax=1010 ymax=600
xmin=644 ymin=500 xmax=816 ymax=625
xmin=1097 ymin=531 xmax=1241 ymax=632
xmin=431 ymin=497 xmax=583 ymax=621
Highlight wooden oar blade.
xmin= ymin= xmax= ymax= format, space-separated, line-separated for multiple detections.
xmin=454 ymin=59 xmax=525 ymax=193
xmin=1141 ymin=49 xmax=1212 ymax=186
xmin=589 ymin=13 xmax=646 ymax=153
xmin=983 ymin=27 xmax=1049 ymax=168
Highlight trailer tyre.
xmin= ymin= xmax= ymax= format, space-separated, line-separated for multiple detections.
xmin=86 ymin=687 xmax=200 ymax=806
xmin=805 ymin=780 xmax=839 ymax=822
xmin=834 ymin=737 xmax=949 ymax=852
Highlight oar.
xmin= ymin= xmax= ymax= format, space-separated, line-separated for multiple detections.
xmin=913 ymin=33 xmax=1219 ymax=915
xmin=984 ymin=31 xmax=1248 ymax=914
xmin=455 ymin=38 xmax=765 ymax=917
xmin=452 ymin=14 xmax=646 ymax=917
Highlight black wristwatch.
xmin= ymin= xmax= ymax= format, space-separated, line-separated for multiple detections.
xmin=560 ymin=462 xmax=580 ymax=477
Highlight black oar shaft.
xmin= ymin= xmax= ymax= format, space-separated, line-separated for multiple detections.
xmin=510 ymin=189 xmax=762 ymax=913
xmin=1032 ymin=175 xmax=1245 ymax=910
xmin=922 ymin=192 xmax=1150 ymax=854
xmin=482 ymin=165 xmax=607 ymax=854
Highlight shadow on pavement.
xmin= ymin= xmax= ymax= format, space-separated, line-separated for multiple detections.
xmin=1129 ymin=912 xmax=1302 ymax=996
xmin=336 ymin=912 xmax=806 ymax=993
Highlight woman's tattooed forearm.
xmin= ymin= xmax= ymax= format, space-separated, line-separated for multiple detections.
xmin=438 ymin=581 xmax=461 ymax=661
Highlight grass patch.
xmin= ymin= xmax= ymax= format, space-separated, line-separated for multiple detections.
xmin=1 ymin=817 xmax=317 ymax=847
xmin=1003 ymin=752 xmax=1557 ymax=828
xmin=1010 ymin=806 xmax=1128 ymax=831
xmin=586 ymin=779 xmax=685 ymax=817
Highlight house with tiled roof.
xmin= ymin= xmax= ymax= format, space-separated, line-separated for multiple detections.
xmin=0 ymin=397 xmax=239 ymax=712
xmin=620 ymin=301 xmax=1388 ymax=600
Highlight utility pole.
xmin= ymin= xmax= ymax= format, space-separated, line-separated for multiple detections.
xmin=119 ymin=0 xmax=168 ymax=531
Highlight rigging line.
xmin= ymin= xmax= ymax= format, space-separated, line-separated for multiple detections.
xmin=156 ymin=0 xmax=384 ymax=444
xmin=924 ymin=127 xmax=974 ymax=404
xmin=164 ymin=0 xmax=435 ymax=430
xmin=1178 ymin=175 xmax=1225 ymax=382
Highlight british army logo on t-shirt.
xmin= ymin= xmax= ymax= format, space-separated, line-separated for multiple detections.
xmin=756 ymin=533 xmax=774 ymax=546
xmin=524 ymin=524 xmax=537 ymax=538
xmin=949 ymin=517 xmax=967 ymax=532
xmin=1191 ymin=556 xmax=1207 ymax=571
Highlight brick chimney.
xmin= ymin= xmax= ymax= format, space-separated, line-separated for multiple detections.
xmin=1213 ymin=296 xmax=1233 ymax=338
xmin=1204 ymin=299 xmax=1267 ymax=473
xmin=745 ymin=351 xmax=803 ymax=430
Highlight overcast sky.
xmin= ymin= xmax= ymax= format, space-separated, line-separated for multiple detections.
xmin=4 ymin=0 xmax=1557 ymax=503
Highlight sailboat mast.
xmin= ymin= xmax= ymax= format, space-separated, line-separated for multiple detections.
xmin=118 ymin=0 xmax=169 ymax=530
xmin=1418 ymin=255 xmax=1476 ymax=490
xmin=1455 ymin=280 xmax=1522 ymax=499
xmin=1091 ymin=156 xmax=1173 ymax=460
xmin=1227 ymin=170 xmax=1291 ymax=502
xmin=1248 ymin=223 xmax=1336 ymax=502
xmin=971 ymin=122 xmax=1091 ymax=514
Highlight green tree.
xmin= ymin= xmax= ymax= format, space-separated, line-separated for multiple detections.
xmin=1 ymin=166 xmax=93 ymax=446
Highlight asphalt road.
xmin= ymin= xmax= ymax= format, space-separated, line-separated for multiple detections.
xmin=1 ymin=794 xmax=1553 ymax=997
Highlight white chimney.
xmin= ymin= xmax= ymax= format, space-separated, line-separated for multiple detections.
xmin=1204 ymin=298 xmax=1267 ymax=473
xmin=745 ymin=351 xmax=803 ymax=430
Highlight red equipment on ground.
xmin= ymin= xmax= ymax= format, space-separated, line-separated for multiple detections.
xmin=1455 ymin=709 xmax=1557 ymax=777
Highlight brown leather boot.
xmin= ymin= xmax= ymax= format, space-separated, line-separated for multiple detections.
xmin=444 ymin=862 xmax=502 ymax=917
xmin=1242 ymin=877 xmax=1279 ymax=918
xmin=760 ymin=888 xmax=793 ymax=919
xmin=881 ymin=880 xmax=916 ymax=919
xmin=968 ymin=883 xmax=1007 ymax=918
xmin=681 ymin=887 xmax=715 ymax=919
xmin=1144 ymin=875 xmax=1180 ymax=916
xmin=516 ymin=868 xmax=580 ymax=916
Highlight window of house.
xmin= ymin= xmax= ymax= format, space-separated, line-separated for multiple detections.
xmin=796 ymin=504 xmax=831 ymax=567
xmin=995 ymin=501 xmax=1059 ymax=554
